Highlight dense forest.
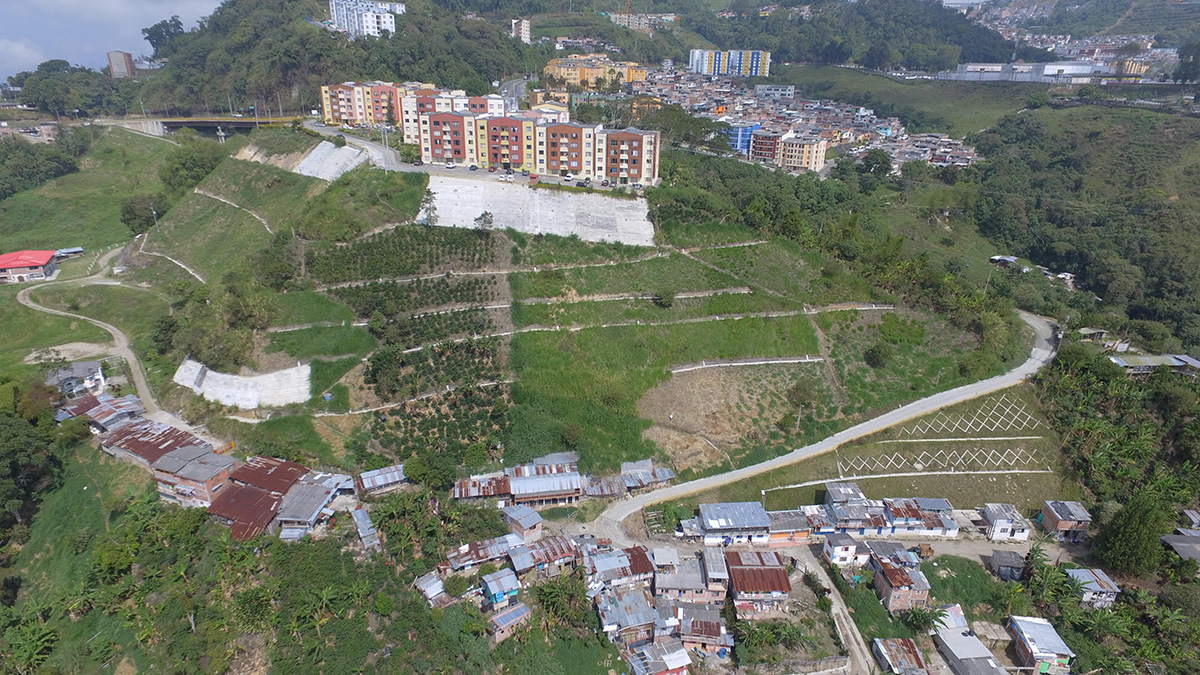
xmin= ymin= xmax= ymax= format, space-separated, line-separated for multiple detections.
xmin=965 ymin=107 xmax=1200 ymax=351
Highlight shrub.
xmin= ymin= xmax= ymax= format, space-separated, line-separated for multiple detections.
xmin=864 ymin=342 xmax=893 ymax=368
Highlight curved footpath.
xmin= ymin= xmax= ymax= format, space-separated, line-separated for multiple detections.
xmin=593 ymin=310 xmax=1058 ymax=544
xmin=16 ymin=249 xmax=162 ymax=415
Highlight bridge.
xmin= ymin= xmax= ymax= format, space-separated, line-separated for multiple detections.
xmin=100 ymin=116 xmax=302 ymax=137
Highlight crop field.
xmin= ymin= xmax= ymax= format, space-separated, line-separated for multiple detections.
xmin=306 ymin=226 xmax=496 ymax=284
xmin=0 ymin=286 xmax=111 ymax=376
xmin=508 ymin=253 xmax=739 ymax=300
xmin=774 ymin=65 xmax=1044 ymax=135
xmin=295 ymin=167 xmax=427 ymax=241
xmin=147 ymin=191 xmax=273 ymax=281
xmin=0 ymin=128 xmax=171 ymax=250
xmin=368 ymin=338 xmax=506 ymax=402
xmin=373 ymin=384 xmax=510 ymax=467
xmin=331 ymin=275 xmax=503 ymax=318
xmin=693 ymin=240 xmax=876 ymax=306
xmin=196 ymin=157 xmax=324 ymax=230
xmin=272 ymin=291 xmax=354 ymax=327
xmin=266 ymin=325 xmax=377 ymax=359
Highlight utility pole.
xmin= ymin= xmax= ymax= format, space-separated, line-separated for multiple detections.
xmin=140 ymin=100 xmax=148 ymax=119
xmin=150 ymin=205 xmax=160 ymax=234
xmin=228 ymin=93 xmax=234 ymax=117
xmin=251 ymin=104 xmax=259 ymax=128
xmin=277 ymin=91 xmax=284 ymax=118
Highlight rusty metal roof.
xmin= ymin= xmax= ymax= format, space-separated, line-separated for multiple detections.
xmin=101 ymin=418 xmax=208 ymax=465
xmin=872 ymin=638 xmax=931 ymax=675
xmin=728 ymin=566 xmax=791 ymax=594
xmin=625 ymin=545 xmax=654 ymax=576
xmin=453 ymin=474 xmax=509 ymax=499
xmin=231 ymin=456 xmax=308 ymax=494
xmin=875 ymin=556 xmax=916 ymax=589
xmin=206 ymin=483 xmax=281 ymax=541
xmin=724 ymin=550 xmax=783 ymax=568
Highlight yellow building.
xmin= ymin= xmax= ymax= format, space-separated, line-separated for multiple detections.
xmin=779 ymin=136 xmax=828 ymax=174
xmin=542 ymin=54 xmax=648 ymax=90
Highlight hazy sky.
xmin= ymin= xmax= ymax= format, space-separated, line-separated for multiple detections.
xmin=1 ymin=0 xmax=223 ymax=77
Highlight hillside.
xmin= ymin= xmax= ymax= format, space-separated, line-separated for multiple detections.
xmin=1026 ymin=0 xmax=1200 ymax=44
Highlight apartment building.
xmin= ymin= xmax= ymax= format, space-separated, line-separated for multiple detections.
xmin=510 ymin=18 xmax=531 ymax=44
xmin=688 ymin=49 xmax=771 ymax=77
xmin=330 ymin=0 xmax=406 ymax=38
xmin=543 ymin=54 xmax=649 ymax=90
xmin=320 ymin=81 xmax=399 ymax=126
xmin=537 ymin=122 xmax=602 ymax=178
xmin=778 ymin=135 xmax=827 ymax=173
xmin=401 ymin=89 xmax=503 ymax=143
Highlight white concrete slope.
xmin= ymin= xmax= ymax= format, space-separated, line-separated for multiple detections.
xmin=596 ymin=311 xmax=1058 ymax=534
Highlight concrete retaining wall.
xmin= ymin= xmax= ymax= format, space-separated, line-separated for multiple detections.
xmin=173 ymin=357 xmax=311 ymax=409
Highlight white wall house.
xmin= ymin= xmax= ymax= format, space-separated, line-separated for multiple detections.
xmin=330 ymin=0 xmax=406 ymax=38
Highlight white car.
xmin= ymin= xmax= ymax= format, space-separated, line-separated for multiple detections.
xmin=563 ymin=173 xmax=574 ymax=181
xmin=445 ymin=162 xmax=456 ymax=169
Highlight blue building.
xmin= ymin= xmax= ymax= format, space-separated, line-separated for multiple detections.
xmin=481 ymin=568 xmax=520 ymax=610
xmin=725 ymin=123 xmax=761 ymax=156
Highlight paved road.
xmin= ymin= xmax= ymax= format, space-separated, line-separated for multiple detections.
xmin=591 ymin=311 xmax=1058 ymax=543
xmin=16 ymin=249 xmax=162 ymax=415
xmin=498 ymin=77 xmax=527 ymax=113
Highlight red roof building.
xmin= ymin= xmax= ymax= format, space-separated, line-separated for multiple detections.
xmin=207 ymin=483 xmax=282 ymax=540
xmin=98 ymin=419 xmax=210 ymax=469
xmin=0 ymin=250 xmax=58 ymax=283
xmin=724 ymin=550 xmax=792 ymax=617
xmin=230 ymin=456 xmax=308 ymax=495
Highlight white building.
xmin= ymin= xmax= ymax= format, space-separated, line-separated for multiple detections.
xmin=981 ymin=503 xmax=1031 ymax=542
xmin=511 ymin=18 xmax=531 ymax=44
xmin=330 ymin=0 xmax=406 ymax=38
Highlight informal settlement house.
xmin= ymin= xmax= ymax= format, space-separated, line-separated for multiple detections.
xmin=1007 ymin=615 xmax=1075 ymax=675
xmin=354 ymin=463 xmax=406 ymax=495
xmin=654 ymin=552 xmax=726 ymax=605
xmin=872 ymin=637 xmax=932 ymax=675
xmin=698 ymin=502 xmax=771 ymax=545
xmin=980 ymin=503 xmax=1030 ymax=541
xmin=823 ymin=533 xmax=869 ymax=568
xmin=870 ymin=554 xmax=930 ymax=613
xmin=1041 ymin=500 xmax=1091 ymax=542
xmin=934 ymin=604 xmax=1006 ymax=675
xmin=45 ymin=361 xmax=105 ymax=398
xmin=151 ymin=446 xmax=238 ymax=508
xmin=488 ymin=602 xmax=530 ymax=644
xmin=724 ymin=551 xmax=791 ymax=617
xmin=989 ymin=550 xmax=1025 ymax=582
xmin=626 ymin=637 xmax=691 ymax=675
xmin=1064 ymin=568 xmax=1120 ymax=609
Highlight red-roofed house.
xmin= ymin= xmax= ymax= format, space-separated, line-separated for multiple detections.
xmin=0 ymin=250 xmax=58 ymax=283
xmin=98 ymin=419 xmax=210 ymax=470
xmin=207 ymin=483 xmax=282 ymax=540
xmin=724 ymin=551 xmax=791 ymax=617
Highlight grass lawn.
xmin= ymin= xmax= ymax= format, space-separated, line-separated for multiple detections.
xmin=508 ymin=314 xmax=819 ymax=472
xmin=296 ymin=166 xmax=427 ymax=241
xmin=266 ymin=325 xmax=377 ymax=359
xmin=657 ymin=219 xmax=764 ymax=249
xmin=310 ymin=356 xmax=363 ymax=398
xmin=196 ymin=157 xmax=324 ymax=230
xmin=273 ymin=291 xmax=355 ymax=326
xmin=509 ymin=252 xmax=740 ymax=301
xmin=210 ymin=414 xmax=336 ymax=467
xmin=550 ymin=635 xmax=623 ymax=675
xmin=773 ymin=65 xmax=1044 ymax=136
xmin=693 ymin=239 xmax=877 ymax=306
xmin=513 ymin=289 xmax=801 ymax=329
xmin=0 ymin=285 xmax=111 ymax=377
xmin=0 ymin=127 xmax=171 ymax=251
xmin=245 ymin=127 xmax=322 ymax=156
xmin=925 ymin=555 xmax=1035 ymax=623
xmin=148 ymin=189 xmax=274 ymax=281
xmin=506 ymin=229 xmax=654 ymax=266
xmin=32 ymin=284 xmax=171 ymax=345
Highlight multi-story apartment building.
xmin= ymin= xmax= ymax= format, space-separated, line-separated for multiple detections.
xmin=543 ymin=54 xmax=649 ymax=90
xmin=510 ymin=18 xmax=531 ymax=44
xmin=688 ymin=49 xmax=771 ymax=77
xmin=537 ymin=122 xmax=601 ymax=177
xmin=749 ymin=128 xmax=787 ymax=164
xmin=778 ymin=135 xmax=828 ymax=173
xmin=320 ymin=81 xmax=399 ymax=126
xmin=400 ymin=89 xmax=504 ymax=143
xmin=598 ymin=128 xmax=659 ymax=185
xmin=330 ymin=0 xmax=406 ymax=38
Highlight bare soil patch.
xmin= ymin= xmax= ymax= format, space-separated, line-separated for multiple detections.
xmin=23 ymin=341 xmax=112 ymax=363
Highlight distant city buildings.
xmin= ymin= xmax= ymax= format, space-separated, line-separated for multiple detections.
xmin=688 ymin=49 xmax=771 ymax=77
xmin=936 ymin=61 xmax=1115 ymax=83
xmin=329 ymin=0 xmax=406 ymax=38
xmin=543 ymin=54 xmax=649 ymax=90
xmin=606 ymin=12 xmax=678 ymax=34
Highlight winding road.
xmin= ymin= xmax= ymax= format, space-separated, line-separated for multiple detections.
xmin=591 ymin=310 xmax=1058 ymax=545
xmin=16 ymin=249 xmax=162 ymax=415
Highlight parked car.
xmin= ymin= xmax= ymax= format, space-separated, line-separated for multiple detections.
xmin=563 ymin=173 xmax=575 ymax=181
xmin=576 ymin=181 xmax=587 ymax=188
xmin=413 ymin=160 xmax=424 ymax=166
xmin=521 ymin=170 xmax=530 ymax=176
xmin=601 ymin=180 xmax=610 ymax=187
xmin=469 ymin=165 xmax=479 ymax=171
xmin=488 ymin=166 xmax=497 ymax=173
xmin=632 ymin=183 xmax=644 ymax=190
xmin=445 ymin=162 xmax=456 ymax=169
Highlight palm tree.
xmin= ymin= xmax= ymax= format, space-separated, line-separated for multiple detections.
xmin=1025 ymin=543 xmax=1048 ymax=577
xmin=1001 ymin=582 xmax=1024 ymax=615
xmin=902 ymin=605 xmax=949 ymax=633
xmin=6 ymin=622 xmax=57 ymax=675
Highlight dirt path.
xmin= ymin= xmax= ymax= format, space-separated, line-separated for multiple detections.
xmin=194 ymin=188 xmax=273 ymax=234
xmin=791 ymin=544 xmax=873 ymax=675
xmin=17 ymin=249 xmax=162 ymax=415
xmin=811 ymin=318 xmax=851 ymax=413
xmin=1104 ymin=1 xmax=1140 ymax=33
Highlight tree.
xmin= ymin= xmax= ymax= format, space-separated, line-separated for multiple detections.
xmin=473 ymin=211 xmax=493 ymax=231
xmin=859 ymin=149 xmax=893 ymax=178
xmin=142 ymin=16 xmax=184 ymax=57
xmin=399 ymin=143 xmax=420 ymax=163
xmin=3 ymin=621 xmax=56 ymax=675
xmin=652 ymin=290 xmax=675 ymax=308
xmin=1095 ymin=491 xmax=1172 ymax=576
xmin=1026 ymin=91 xmax=1050 ymax=109
xmin=421 ymin=189 xmax=438 ymax=226
xmin=863 ymin=41 xmax=895 ymax=71
xmin=864 ymin=342 xmax=893 ymax=368
xmin=1175 ymin=42 xmax=1200 ymax=83
xmin=444 ymin=575 xmax=469 ymax=597
xmin=159 ymin=139 xmax=226 ymax=192
xmin=902 ymin=605 xmax=949 ymax=632
xmin=119 ymin=193 xmax=168 ymax=234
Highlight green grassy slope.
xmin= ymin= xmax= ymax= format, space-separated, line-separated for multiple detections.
xmin=0 ymin=127 xmax=173 ymax=250
xmin=146 ymin=189 xmax=273 ymax=281
xmin=0 ymin=286 xmax=111 ymax=376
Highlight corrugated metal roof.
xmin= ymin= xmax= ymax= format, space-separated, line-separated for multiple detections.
xmin=490 ymin=602 xmax=531 ymax=630
xmin=231 ymin=456 xmax=308 ymax=494
xmin=447 ymin=533 xmax=523 ymax=570
xmin=277 ymin=482 xmax=335 ymax=525
xmin=768 ymin=509 xmax=810 ymax=533
xmin=597 ymin=587 xmax=657 ymax=630
xmin=414 ymin=571 xmax=444 ymax=600
xmin=628 ymin=637 xmax=691 ymax=675
xmin=151 ymin=445 xmax=211 ymax=474
xmin=101 ymin=418 xmax=209 ymax=465
xmin=875 ymin=556 xmax=916 ymax=589
xmin=913 ymin=498 xmax=953 ymax=512
xmin=509 ymin=472 xmax=583 ymax=498
xmin=0 ymin=250 xmax=56 ymax=268
xmin=206 ymin=483 xmax=280 ymax=541
xmin=626 ymin=546 xmax=655 ymax=575
xmin=1066 ymin=568 xmax=1120 ymax=594
xmin=506 ymin=462 xmax=577 ymax=478
xmin=699 ymin=502 xmax=770 ymax=531
xmin=872 ymin=638 xmax=931 ymax=675
xmin=482 ymin=568 xmax=520 ymax=595
xmin=1046 ymin=500 xmax=1091 ymax=522
xmin=728 ymin=566 xmax=791 ymax=594
xmin=502 ymin=504 xmax=543 ymax=530
xmin=355 ymin=464 xmax=405 ymax=492
xmin=454 ymin=474 xmax=509 ymax=499
xmin=1009 ymin=616 xmax=1075 ymax=659
xmin=982 ymin=503 xmax=1023 ymax=523
xmin=825 ymin=481 xmax=865 ymax=503
xmin=701 ymin=547 xmax=728 ymax=581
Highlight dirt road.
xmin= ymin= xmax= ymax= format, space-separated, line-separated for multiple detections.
xmin=16 ymin=249 xmax=162 ymax=415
